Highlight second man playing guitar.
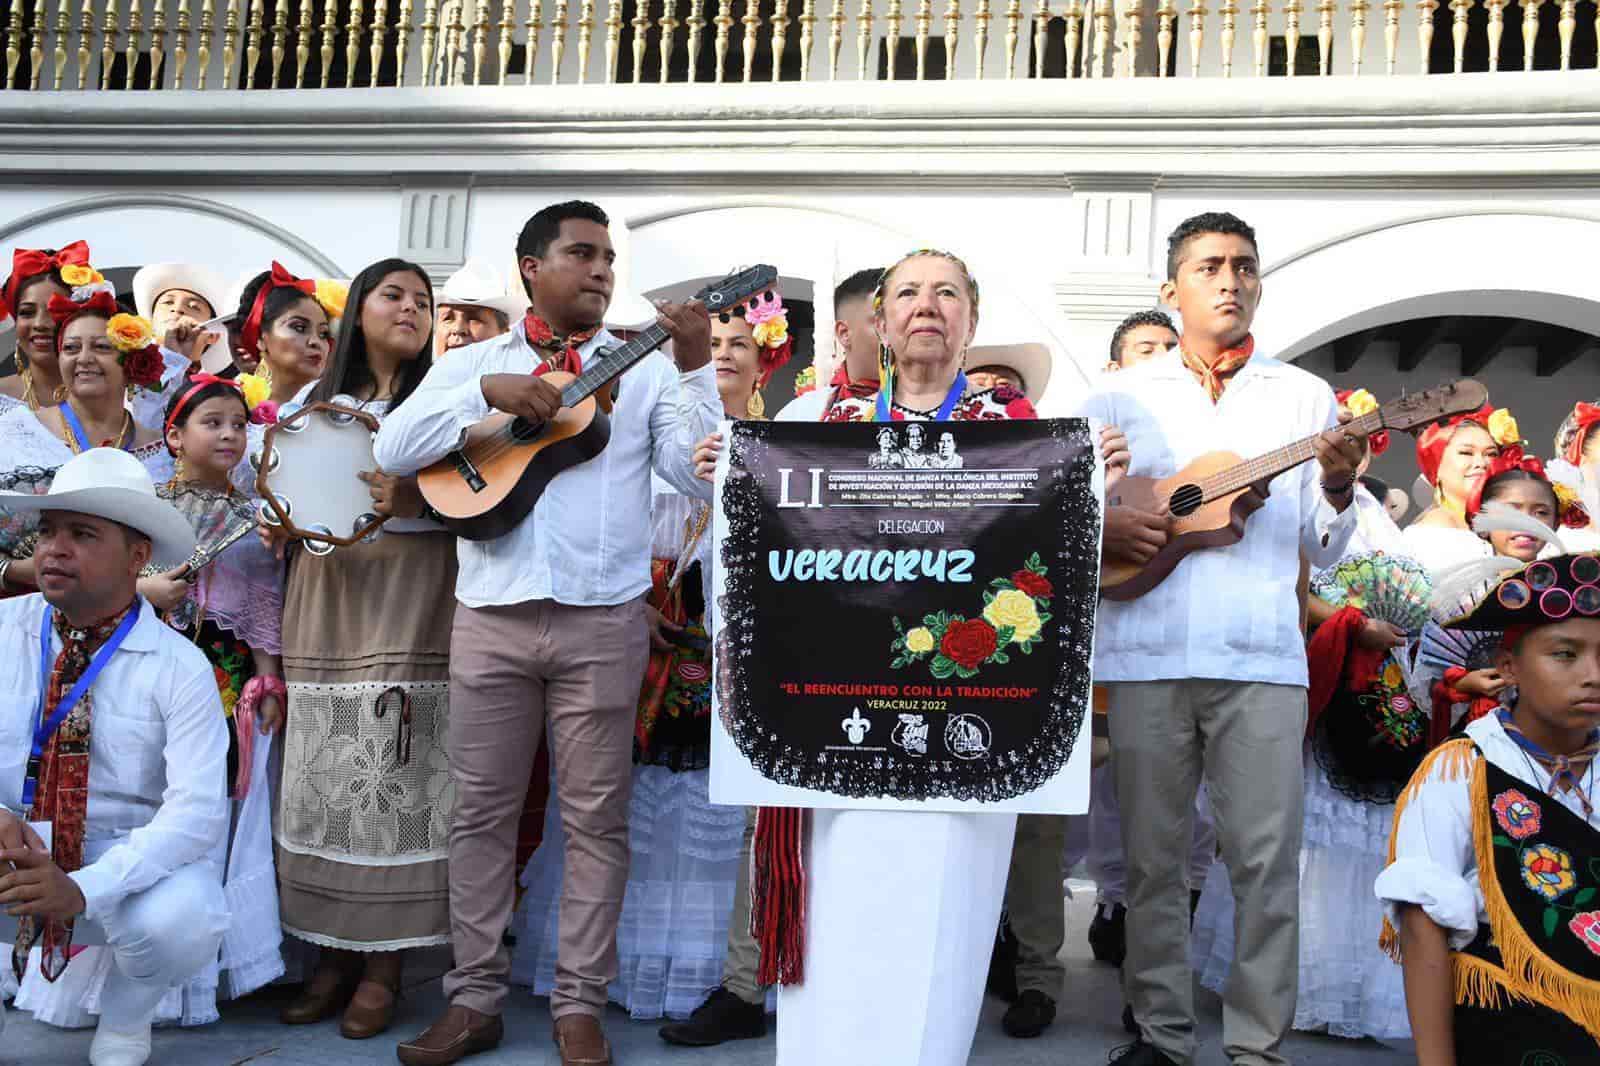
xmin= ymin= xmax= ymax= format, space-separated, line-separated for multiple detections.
xmin=373 ymin=201 xmax=720 ymax=1066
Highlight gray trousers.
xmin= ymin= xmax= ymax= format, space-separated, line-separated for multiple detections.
xmin=1004 ymin=813 xmax=1067 ymax=997
xmin=722 ymin=806 xmax=765 ymax=1005
xmin=1108 ymin=680 xmax=1306 ymax=1066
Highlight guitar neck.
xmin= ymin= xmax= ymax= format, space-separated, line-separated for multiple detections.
xmin=558 ymin=323 xmax=671 ymax=407
xmin=1199 ymin=409 xmax=1385 ymax=501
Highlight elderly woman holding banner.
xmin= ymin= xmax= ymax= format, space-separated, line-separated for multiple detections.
xmin=695 ymin=250 xmax=1127 ymax=1066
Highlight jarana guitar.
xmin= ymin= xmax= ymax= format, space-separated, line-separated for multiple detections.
xmin=419 ymin=264 xmax=780 ymax=541
xmin=1099 ymin=378 xmax=1490 ymax=602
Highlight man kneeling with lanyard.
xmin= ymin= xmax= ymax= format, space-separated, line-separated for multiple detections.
xmin=0 ymin=448 xmax=229 ymax=1066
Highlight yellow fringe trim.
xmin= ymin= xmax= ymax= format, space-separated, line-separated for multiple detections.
xmin=1469 ymin=753 xmax=1600 ymax=1042
xmin=1453 ymin=951 xmax=1517 ymax=1012
xmin=1382 ymin=740 xmax=1481 ymax=959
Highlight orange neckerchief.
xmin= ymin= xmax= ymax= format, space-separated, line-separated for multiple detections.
xmin=1179 ymin=334 xmax=1255 ymax=403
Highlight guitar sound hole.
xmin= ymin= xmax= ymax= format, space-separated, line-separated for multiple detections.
xmin=1168 ymin=483 xmax=1204 ymax=517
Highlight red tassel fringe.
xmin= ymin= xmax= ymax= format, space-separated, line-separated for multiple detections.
xmin=751 ymin=806 xmax=806 ymax=986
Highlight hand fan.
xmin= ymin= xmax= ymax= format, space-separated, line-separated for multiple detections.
xmin=1311 ymin=551 xmax=1433 ymax=636
xmin=1417 ymin=622 xmax=1502 ymax=675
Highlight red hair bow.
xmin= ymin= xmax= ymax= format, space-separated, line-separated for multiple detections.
xmin=1565 ymin=402 xmax=1600 ymax=466
xmin=1464 ymin=445 xmax=1547 ymax=519
xmin=46 ymin=289 xmax=118 ymax=339
xmin=3 ymin=240 xmax=91 ymax=319
xmin=239 ymin=261 xmax=317 ymax=357
xmin=1415 ymin=403 xmax=1494 ymax=487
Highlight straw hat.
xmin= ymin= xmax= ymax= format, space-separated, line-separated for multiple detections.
xmin=132 ymin=263 xmax=234 ymax=375
xmin=437 ymin=258 xmax=527 ymax=321
xmin=966 ymin=343 xmax=1053 ymax=403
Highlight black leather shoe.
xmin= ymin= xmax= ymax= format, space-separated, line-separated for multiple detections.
xmin=985 ymin=918 xmax=1020 ymax=1003
xmin=1001 ymin=989 xmax=1056 ymax=1038
xmin=1106 ymin=1038 xmax=1182 ymax=1065
xmin=1087 ymin=903 xmax=1127 ymax=966
xmin=658 ymin=987 xmax=766 ymax=1047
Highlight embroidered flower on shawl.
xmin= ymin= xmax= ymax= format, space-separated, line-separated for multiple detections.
xmin=1493 ymin=788 xmax=1543 ymax=840
xmin=1522 ymin=843 xmax=1578 ymax=902
xmin=1011 ymin=569 xmax=1053 ymax=599
xmin=1382 ymin=660 xmax=1405 ymax=690
xmin=905 ymin=626 xmax=935 ymax=654
xmin=1569 ymin=911 xmax=1600 ymax=956
xmin=940 ymin=618 xmax=999 ymax=670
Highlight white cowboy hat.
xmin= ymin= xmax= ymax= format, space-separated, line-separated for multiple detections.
xmin=132 ymin=263 xmax=235 ymax=375
xmin=966 ymin=342 xmax=1053 ymax=403
xmin=438 ymin=258 xmax=526 ymax=321
xmin=0 ymin=448 xmax=196 ymax=570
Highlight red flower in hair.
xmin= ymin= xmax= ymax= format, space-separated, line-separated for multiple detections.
xmin=120 ymin=345 xmax=166 ymax=391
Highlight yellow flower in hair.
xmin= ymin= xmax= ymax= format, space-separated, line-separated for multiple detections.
xmin=59 ymin=263 xmax=103 ymax=287
xmin=1344 ymin=389 xmax=1378 ymax=418
xmin=238 ymin=372 xmax=271 ymax=412
xmin=753 ymin=318 xmax=789 ymax=349
xmin=1488 ymin=408 xmax=1521 ymax=447
xmin=314 ymin=278 xmax=348 ymax=320
xmin=105 ymin=312 xmax=155 ymax=352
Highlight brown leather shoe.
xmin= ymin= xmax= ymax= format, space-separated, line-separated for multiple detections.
xmin=339 ymin=976 xmax=402 ymax=1040
xmin=553 ymin=1014 xmax=612 ymax=1066
xmin=396 ymin=1005 xmax=504 ymax=1066
xmin=280 ymin=962 xmax=361 ymax=1025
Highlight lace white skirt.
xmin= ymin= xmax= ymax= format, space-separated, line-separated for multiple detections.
xmin=510 ymin=764 xmax=746 ymax=1020
xmin=1189 ymin=757 xmax=1410 ymax=1041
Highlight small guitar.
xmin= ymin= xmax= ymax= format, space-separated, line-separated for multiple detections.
xmin=419 ymin=264 xmax=779 ymax=541
xmin=1099 ymin=378 xmax=1490 ymax=602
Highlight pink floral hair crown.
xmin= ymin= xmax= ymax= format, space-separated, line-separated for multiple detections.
xmin=723 ymin=288 xmax=793 ymax=385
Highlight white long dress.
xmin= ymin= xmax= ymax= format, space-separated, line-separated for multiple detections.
xmin=511 ymin=476 xmax=747 ymax=1020
xmin=1191 ymin=486 xmax=1413 ymax=1041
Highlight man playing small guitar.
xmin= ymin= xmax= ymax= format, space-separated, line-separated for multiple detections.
xmin=1079 ymin=212 xmax=1368 ymax=1066
xmin=374 ymin=201 xmax=719 ymax=1066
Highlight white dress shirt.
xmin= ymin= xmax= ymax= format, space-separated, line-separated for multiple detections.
xmin=1375 ymin=712 xmax=1600 ymax=949
xmin=775 ymin=387 xmax=831 ymax=423
xmin=0 ymin=595 xmax=229 ymax=922
xmin=373 ymin=326 xmax=720 ymax=609
xmin=1075 ymin=351 xmax=1357 ymax=687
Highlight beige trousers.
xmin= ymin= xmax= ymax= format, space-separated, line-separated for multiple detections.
xmin=721 ymin=806 xmax=764 ymax=1005
xmin=1108 ymin=679 xmax=1306 ymax=1066
xmin=441 ymin=596 xmax=649 ymax=1021
xmin=1005 ymin=813 xmax=1068 ymax=997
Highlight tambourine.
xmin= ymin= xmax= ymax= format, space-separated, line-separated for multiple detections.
xmin=253 ymin=400 xmax=387 ymax=556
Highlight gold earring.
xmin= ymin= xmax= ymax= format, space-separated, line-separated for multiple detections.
xmin=52 ymin=385 xmax=68 ymax=404
xmin=746 ymin=388 xmax=766 ymax=420
xmin=259 ymin=360 xmax=274 ymax=389
xmin=174 ymin=451 xmax=187 ymax=481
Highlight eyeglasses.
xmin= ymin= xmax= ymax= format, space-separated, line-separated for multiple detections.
xmin=1496 ymin=555 xmax=1600 ymax=619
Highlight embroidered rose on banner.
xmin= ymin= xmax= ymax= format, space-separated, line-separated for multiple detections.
xmin=1569 ymin=911 xmax=1600 ymax=956
xmin=889 ymin=554 xmax=1054 ymax=680
xmin=1493 ymin=789 xmax=1543 ymax=840
xmin=1522 ymin=843 xmax=1578 ymax=902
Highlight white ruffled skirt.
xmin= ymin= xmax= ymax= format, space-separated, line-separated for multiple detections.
xmin=2 ymin=734 xmax=284 ymax=1029
xmin=1189 ymin=753 xmax=1410 ymax=1041
xmin=511 ymin=764 xmax=746 ymax=1020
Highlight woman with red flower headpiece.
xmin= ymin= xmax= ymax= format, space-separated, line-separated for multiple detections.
xmin=0 ymin=241 xmax=88 ymax=416
xmin=1190 ymin=384 xmax=1419 ymax=1044
xmin=517 ymin=290 xmax=796 ymax=1027
xmin=0 ymin=284 xmax=184 ymax=601
xmin=1402 ymin=404 xmax=1522 ymax=577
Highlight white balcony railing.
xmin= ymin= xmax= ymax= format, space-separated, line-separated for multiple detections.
xmin=0 ymin=0 xmax=1593 ymax=91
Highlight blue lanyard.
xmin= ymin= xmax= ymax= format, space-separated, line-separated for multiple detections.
xmin=23 ymin=603 xmax=139 ymax=809
xmin=874 ymin=371 xmax=968 ymax=424
xmin=58 ymin=402 xmax=126 ymax=453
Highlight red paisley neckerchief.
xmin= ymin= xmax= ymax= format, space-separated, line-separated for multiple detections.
xmin=12 ymin=602 xmax=136 ymax=984
xmin=1179 ymin=334 xmax=1255 ymax=403
xmin=523 ymin=311 xmax=600 ymax=376
xmin=826 ymin=362 xmax=880 ymax=411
